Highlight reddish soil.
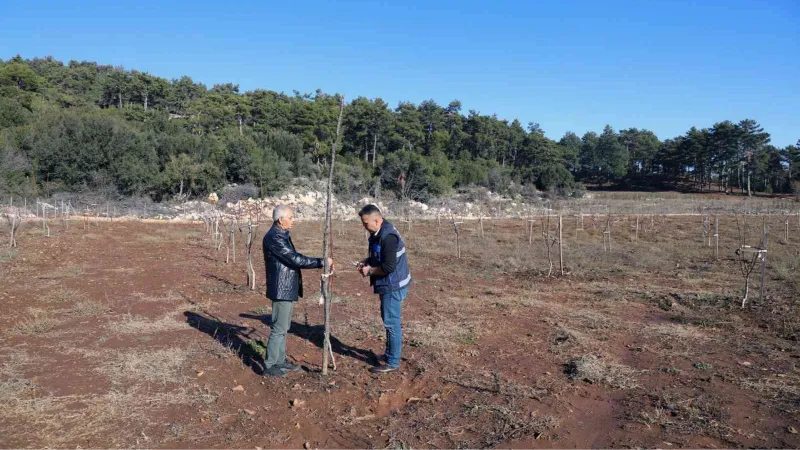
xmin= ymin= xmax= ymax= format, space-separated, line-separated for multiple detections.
xmin=0 ymin=216 xmax=798 ymax=448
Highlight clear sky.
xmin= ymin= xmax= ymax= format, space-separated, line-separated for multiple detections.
xmin=2 ymin=0 xmax=798 ymax=146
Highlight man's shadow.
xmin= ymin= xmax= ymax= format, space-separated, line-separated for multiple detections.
xmin=240 ymin=313 xmax=380 ymax=367
xmin=184 ymin=311 xmax=266 ymax=375
xmin=184 ymin=310 xmax=380 ymax=374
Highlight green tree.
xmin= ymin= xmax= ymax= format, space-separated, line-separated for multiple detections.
xmin=738 ymin=119 xmax=770 ymax=195
xmin=596 ymin=125 xmax=628 ymax=183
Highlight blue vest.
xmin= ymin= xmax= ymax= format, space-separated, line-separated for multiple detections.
xmin=368 ymin=221 xmax=411 ymax=294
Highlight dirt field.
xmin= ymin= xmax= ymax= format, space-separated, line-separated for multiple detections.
xmin=1 ymin=211 xmax=799 ymax=448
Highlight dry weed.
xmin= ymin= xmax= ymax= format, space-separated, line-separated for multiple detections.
xmin=98 ymin=347 xmax=194 ymax=385
xmin=10 ymin=309 xmax=62 ymax=335
xmin=565 ymin=354 xmax=639 ymax=389
xmin=37 ymin=288 xmax=86 ymax=304
xmin=0 ymin=349 xmax=35 ymax=403
xmin=464 ymin=401 xmax=560 ymax=446
xmin=740 ymin=375 xmax=800 ymax=402
xmin=0 ymin=385 xmax=199 ymax=447
xmin=644 ymin=323 xmax=708 ymax=341
xmin=41 ymin=264 xmax=85 ymax=279
xmin=636 ymin=391 xmax=733 ymax=439
xmin=108 ymin=313 xmax=189 ymax=334
xmin=69 ymin=301 xmax=107 ymax=317
xmin=131 ymin=291 xmax=182 ymax=302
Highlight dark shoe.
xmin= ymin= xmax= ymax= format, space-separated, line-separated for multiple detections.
xmin=277 ymin=361 xmax=302 ymax=372
xmin=369 ymin=364 xmax=399 ymax=374
xmin=263 ymin=366 xmax=286 ymax=377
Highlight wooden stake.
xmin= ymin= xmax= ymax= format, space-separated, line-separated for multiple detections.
xmin=558 ymin=214 xmax=564 ymax=276
xmin=714 ymin=214 xmax=719 ymax=260
xmin=321 ymin=95 xmax=345 ymax=375
xmin=760 ymin=224 xmax=768 ymax=301
xmin=451 ymin=215 xmax=462 ymax=259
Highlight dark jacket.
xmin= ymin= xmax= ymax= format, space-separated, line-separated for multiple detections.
xmin=263 ymin=224 xmax=323 ymax=301
xmin=367 ymin=220 xmax=411 ymax=294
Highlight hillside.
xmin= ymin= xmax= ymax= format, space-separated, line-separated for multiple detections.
xmin=0 ymin=55 xmax=798 ymax=204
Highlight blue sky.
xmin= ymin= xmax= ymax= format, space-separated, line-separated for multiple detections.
xmin=2 ymin=0 xmax=798 ymax=146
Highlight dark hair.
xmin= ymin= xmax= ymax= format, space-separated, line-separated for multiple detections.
xmin=358 ymin=204 xmax=382 ymax=217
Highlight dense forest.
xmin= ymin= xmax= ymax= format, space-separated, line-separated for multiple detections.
xmin=1 ymin=55 xmax=798 ymax=204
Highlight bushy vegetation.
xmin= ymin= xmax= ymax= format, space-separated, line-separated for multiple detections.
xmin=1 ymin=55 xmax=797 ymax=203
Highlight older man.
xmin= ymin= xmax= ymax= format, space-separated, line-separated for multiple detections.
xmin=262 ymin=205 xmax=333 ymax=377
xmin=357 ymin=204 xmax=411 ymax=374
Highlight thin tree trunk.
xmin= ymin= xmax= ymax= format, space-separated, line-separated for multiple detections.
xmin=760 ymin=225 xmax=768 ymax=300
xmin=714 ymin=214 xmax=719 ymax=260
xmin=321 ymin=95 xmax=345 ymax=375
xmin=558 ymin=214 xmax=564 ymax=276
xmin=372 ymin=133 xmax=377 ymax=167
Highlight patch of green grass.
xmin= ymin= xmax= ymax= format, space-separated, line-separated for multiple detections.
xmin=693 ymin=362 xmax=713 ymax=370
xmin=245 ymin=339 xmax=267 ymax=358
xmin=662 ymin=367 xmax=681 ymax=375
xmin=251 ymin=305 xmax=271 ymax=315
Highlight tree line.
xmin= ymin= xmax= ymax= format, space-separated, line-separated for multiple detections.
xmin=1 ymin=55 xmax=798 ymax=203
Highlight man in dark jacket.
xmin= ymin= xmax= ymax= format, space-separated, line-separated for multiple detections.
xmin=262 ymin=205 xmax=332 ymax=377
xmin=357 ymin=204 xmax=411 ymax=374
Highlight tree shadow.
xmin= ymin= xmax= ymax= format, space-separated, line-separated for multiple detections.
xmin=184 ymin=311 xmax=266 ymax=375
xmin=201 ymin=273 xmax=250 ymax=291
xmin=240 ymin=313 xmax=380 ymax=366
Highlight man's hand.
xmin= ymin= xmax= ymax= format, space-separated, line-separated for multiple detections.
xmin=326 ymin=258 xmax=335 ymax=271
xmin=359 ymin=265 xmax=371 ymax=277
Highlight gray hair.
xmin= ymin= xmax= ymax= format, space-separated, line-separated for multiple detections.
xmin=272 ymin=204 xmax=293 ymax=222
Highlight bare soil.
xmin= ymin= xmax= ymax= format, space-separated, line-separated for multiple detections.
xmin=1 ymin=212 xmax=799 ymax=448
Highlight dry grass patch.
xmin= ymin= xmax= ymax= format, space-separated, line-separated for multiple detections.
xmin=41 ymin=264 xmax=85 ymax=279
xmin=37 ymin=287 xmax=86 ymax=304
xmin=0 ymin=349 xmax=35 ymax=403
xmin=131 ymin=291 xmax=182 ymax=303
xmin=464 ymin=402 xmax=561 ymax=446
xmin=635 ymin=391 xmax=732 ymax=439
xmin=565 ymin=354 xmax=639 ymax=389
xmin=406 ymin=318 xmax=482 ymax=352
xmin=137 ymin=234 xmax=169 ymax=244
xmin=108 ymin=313 xmax=189 ymax=334
xmin=98 ymin=347 xmax=195 ymax=385
xmin=69 ymin=301 xmax=107 ymax=317
xmin=444 ymin=370 xmax=557 ymax=401
xmin=0 ymin=248 xmax=19 ymax=263
xmin=10 ymin=309 xmax=62 ymax=335
xmin=567 ymin=308 xmax=619 ymax=330
xmin=0 ymin=385 xmax=200 ymax=447
xmin=644 ymin=323 xmax=708 ymax=341
xmin=740 ymin=374 xmax=800 ymax=404
xmin=551 ymin=325 xmax=596 ymax=354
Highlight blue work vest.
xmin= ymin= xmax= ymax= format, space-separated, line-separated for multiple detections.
xmin=368 ymin=221 xmax=411 ymax=294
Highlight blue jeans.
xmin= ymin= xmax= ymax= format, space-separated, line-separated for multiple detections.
xmin=380 ymin=286 xmax=407 ymax=368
